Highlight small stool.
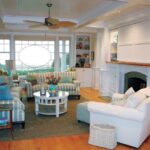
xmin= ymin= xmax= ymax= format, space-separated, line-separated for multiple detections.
xmin=89 ymin=124 xmax=117 ymax=149
xmin=76 ymin=102 xmax=90 ymax=124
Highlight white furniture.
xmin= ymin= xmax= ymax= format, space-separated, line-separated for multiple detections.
xmin=76 ymin=68 xmax=92 ymax=87
xmin=34 ymin=91 xmax=69 ymax=117
xmin=88 ymin=99 xmax=150 ymax=148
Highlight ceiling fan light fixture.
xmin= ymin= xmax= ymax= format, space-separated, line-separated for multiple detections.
xmin=46 ymin=2 xmax=52 ymax=8
xmin=24 ymin=2 xmax=77 ymax=30
xmin=45 ymin=17 xmax=59 ymax=26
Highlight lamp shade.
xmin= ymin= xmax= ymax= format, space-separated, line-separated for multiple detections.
xmin=5 ymin=60 xmax=15 ymax=70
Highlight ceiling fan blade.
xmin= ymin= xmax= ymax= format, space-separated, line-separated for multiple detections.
xmin=57 ymin=21 xmax=77 ymax=27
xmin=24 ymin=20 xmax=43 ymax=24
xmin=47 ymin=17 xmax=59 ymax=25
xmin=29 ymin=24 xmax=45 ymax=28
xmin=48 ymin=24 xmax=60 ymax=29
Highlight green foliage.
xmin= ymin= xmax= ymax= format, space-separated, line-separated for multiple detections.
xmin=16 ymin=67 xmax=55 ymax=75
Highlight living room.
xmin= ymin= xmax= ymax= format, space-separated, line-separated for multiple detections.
xmin=0 ymin=0 xmax=150 ymax=149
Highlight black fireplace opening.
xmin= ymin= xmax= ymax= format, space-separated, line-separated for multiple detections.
xmin=124 ymin=72 xmax=147 ymax=92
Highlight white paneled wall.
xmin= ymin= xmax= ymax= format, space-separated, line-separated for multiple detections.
xmin=117 ymin=19 xmax=150 ymax=63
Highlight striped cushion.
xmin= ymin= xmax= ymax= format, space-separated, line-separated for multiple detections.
xmin=0 ymin=96 xmax=25 ymax=122
xmin=58 ymin=83 xmax=76 ymax=91
xmin=32 ymin=84 xmax=48 ymax=93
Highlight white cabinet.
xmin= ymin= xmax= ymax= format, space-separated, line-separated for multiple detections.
xmin=76 ymin=68 xmax=92 ymax=87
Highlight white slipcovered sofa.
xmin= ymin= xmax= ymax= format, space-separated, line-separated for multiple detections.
xmin=88 ymin=87 xmax=150 ymax=148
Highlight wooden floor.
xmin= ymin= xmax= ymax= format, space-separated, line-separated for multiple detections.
xmin=0 ymin=88 xmax=150 ymax=150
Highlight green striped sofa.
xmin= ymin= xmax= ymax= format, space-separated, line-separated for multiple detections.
xmin=25 ymin=71 xmax=80 ymax=99
xmin=0 ymin=75 xmax=25 ymax=128
xmin=0 ymin=88 xmax=25 ymax=128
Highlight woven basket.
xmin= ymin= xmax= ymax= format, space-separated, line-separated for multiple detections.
xmin=88 ymin=124 xmax=117 ymax=149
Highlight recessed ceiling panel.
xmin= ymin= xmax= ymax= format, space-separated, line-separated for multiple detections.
xmin=2 ymin=0 xmax=110 ymax=19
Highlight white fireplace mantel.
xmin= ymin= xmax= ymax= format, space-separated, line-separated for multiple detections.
xmin=100 ymin=61 xmax=150 ymax=97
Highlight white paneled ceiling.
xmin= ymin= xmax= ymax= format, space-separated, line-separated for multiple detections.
xmin=0 ymin=0 xmax=150 ymax=31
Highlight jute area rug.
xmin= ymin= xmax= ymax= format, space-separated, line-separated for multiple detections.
xmin=0 ymin=96 xmax=89 ymax=141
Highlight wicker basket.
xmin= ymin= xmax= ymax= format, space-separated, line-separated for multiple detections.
xmin=88 ymin=124 xmax=117 ymax=149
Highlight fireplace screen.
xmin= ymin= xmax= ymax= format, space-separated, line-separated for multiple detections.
xmin=124 ymin=72 xmax=147 ymax=92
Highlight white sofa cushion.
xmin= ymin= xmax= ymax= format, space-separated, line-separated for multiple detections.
xmin=125 ymin=92 xmax=146 ymax=108
xmin=136 ymin=97 xmax=150 ymax=112
xmin=111 ymin=87 xmax=135 ymax=106
xmin=112 ymin=93 xmax=126 ymax=106
xmin=124 ymin=87 xmax=135 ymax=98
xmin=138 ymin=87 xmax=150 ymax=97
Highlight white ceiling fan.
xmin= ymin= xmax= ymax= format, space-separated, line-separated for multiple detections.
xmin=24 ymin=2 xmax=77 ymax=29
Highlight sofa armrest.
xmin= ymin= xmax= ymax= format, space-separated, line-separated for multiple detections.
xmin=73 ymin=80 xmax=80 ymax=87
xmin=24 ymin=81 xmax=33 ymax=97
xmin=0 ymin=98 xmax=25 ymax=122
xmin=0 ymin=98 xmax=25 ymax=110
xmin=88 ymin=102 xmax=145 ymax=122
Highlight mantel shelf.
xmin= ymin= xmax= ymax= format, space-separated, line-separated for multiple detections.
xmin=106 ymin=61 xmax=150 ymax=67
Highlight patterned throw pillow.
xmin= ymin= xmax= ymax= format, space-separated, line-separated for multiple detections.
xmin=59 ymin=77 xmax=73 ymax=83
xmin=0 ymin=84 xmax=13 ymax=100
xmin=124 ymin=87 xmax=135 ymax=99
xmin=27 ymin=75 xmax=37 ymax=86
xmin=125 ymin=92 xmax=146 ymax=108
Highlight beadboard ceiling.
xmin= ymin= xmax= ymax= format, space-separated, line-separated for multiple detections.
xmin=0 ymin=0 xmax=150 ymax=31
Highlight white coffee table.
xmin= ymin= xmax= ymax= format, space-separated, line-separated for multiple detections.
xmin=33 ymin=91 xmax=69 ymax=117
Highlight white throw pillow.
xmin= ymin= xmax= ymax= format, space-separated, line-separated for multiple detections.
xmin=124 ymin=87 xmax=135 ymax=98
xmin=137 ymin=97 xmax=150 ymax=112
xmin=112 ymin=93 xmax=127 ymax=106
xmin=125 ymin=92 xmax=146 ymax=108
xmin=138 ymin=87 xmax=150 ymax=97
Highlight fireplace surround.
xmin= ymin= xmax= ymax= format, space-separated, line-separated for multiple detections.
xmin=100 ymin=62 xmax=150 ymax=97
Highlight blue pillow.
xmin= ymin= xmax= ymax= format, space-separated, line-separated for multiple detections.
xmin=0 ymin=76 xmax=4 ymax=84
xmin=60 ymin=76 xmax=73 ymax=83
xmin=0 ymin=84 xmax=13 ymax=100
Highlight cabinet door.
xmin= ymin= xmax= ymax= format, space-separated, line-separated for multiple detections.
xmin=76 ymin=68 xmax=84 ymax=87
xmin=82 ymin=68 xmax=92 ymax=87
xmin=76 ymin=68 xmax=92 ymax=87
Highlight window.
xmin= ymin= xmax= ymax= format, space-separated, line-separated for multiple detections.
xmin=59 ymin=40 xmax=70 ymax=71
xmin=110 ymin=31 xmax=118 ymax=61
xmin=0 ymin=39 xmax=10 ymax=65
xmin=15 ymin=40 xmax=55 ymax=71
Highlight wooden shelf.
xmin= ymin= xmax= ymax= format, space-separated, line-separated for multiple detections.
xmin=0 ymin=123 xmax=11 ymax=129
xmin=106 ymin=61 xmax=150 ymax=67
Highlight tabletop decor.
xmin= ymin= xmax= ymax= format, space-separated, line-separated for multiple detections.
xmin=46 ymin=75 xmax=61 ymax=85
xmin=46 ymin=75 xmax=61 ymax=95
xmin=40 ymin=86 xmax=46 ymax=96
